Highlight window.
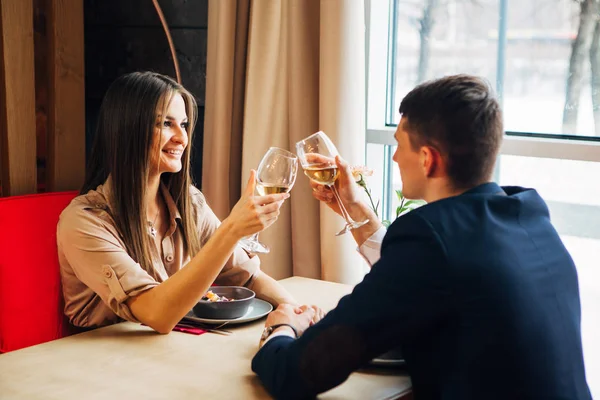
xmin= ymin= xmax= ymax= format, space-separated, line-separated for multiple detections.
xmin=366 ymin=0 xmax=600 ymax=395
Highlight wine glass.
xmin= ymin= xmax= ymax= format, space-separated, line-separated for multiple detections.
xmin=239 ymin=147 xmax=298 ymax=254
xmin=296 ymin=131 xmax=369 ymax=236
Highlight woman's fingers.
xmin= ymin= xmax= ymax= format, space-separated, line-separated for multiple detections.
xmin=253 ymin=193 xmax=289 ymax=206
xmin=259 ymin=200 xmax=283 ymax=215
xmin=258 ymin=207 xmax=281 ymax=228
xmin=243 ymin=170 xmax=257 ymax=196
xmin=261 ymin=210 xmax=280 ymax=223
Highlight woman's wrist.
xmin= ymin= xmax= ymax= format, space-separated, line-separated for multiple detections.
xmin=247 ymin=271 xmax=297 ymax=307
xmin=275 ymin=297 xmax=299 ymax=308
xmin=216 ymin=218 xmax=246 ymax=245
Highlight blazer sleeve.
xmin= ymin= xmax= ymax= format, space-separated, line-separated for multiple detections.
xmin=251 ymin=212 xmax=453 ymax=399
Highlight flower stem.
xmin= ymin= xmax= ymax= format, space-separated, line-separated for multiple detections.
xmin=356 ymin=173 xmax=380 ymax=218
xmin=366 ymin=188 xmax=379 ymax=218
xmin=357 ymin=174 xmax=379 ymax=217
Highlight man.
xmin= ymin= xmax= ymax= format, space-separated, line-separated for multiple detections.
xmin=251 ymin=75 xmax=591 ymax=399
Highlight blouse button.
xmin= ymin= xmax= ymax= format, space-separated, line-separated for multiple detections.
xmin=103 ymin=269 xmax=112 ymax=278
xmin=165 ymin=255 xmax=174 ymax=263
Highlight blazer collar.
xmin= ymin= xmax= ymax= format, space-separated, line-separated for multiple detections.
xmin=461 ymin=182 xmax=503 ymax=196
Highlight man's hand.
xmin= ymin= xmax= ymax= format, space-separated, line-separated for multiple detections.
xmin=264 ymin=304 xmax=324 ymax=337
xmin=310 ymin=155 xmax=383 ymax=247
xmin=310 ymin=155 xmax=363 ymax=217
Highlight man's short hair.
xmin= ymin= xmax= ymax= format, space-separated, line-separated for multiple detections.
xmin=399 ymin=75 xmax=503 ymax=188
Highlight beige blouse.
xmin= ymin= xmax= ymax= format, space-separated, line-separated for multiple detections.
xmin=57 ymin=180 xmax=260 ymax=328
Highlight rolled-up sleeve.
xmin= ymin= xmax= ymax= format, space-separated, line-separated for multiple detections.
xmin=357 ymin=226 xmax=387 ymax=266
xmin=58 ymin=206 xmax=159 ymax=323
xmin=192 ymin=189 xmax=261 ymax=287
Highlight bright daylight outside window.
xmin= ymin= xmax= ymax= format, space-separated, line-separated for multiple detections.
xmin=365 ymin=0 xmax=600 ymax=395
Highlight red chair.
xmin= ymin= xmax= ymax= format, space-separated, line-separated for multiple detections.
xmin=0 ymin=191 xmax=78 ymax=353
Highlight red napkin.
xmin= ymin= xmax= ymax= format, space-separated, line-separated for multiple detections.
xmin=173 ymin=324 xmax=207 ymax=335
xmin=142 ymin=323 xmax=207 ymax=335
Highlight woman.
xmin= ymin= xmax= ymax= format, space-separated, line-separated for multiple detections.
xmin=58 ymin=72 xmax=314 ymax=333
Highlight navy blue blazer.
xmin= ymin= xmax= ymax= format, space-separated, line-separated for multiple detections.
xmin=252 ymin=183 xmax=591 ymax=399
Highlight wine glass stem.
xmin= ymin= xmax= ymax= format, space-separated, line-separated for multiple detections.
xmin=329 ymin=184 xmax=355 ymax=224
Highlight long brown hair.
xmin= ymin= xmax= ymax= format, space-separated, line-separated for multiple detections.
xmin=82 ymin=71 xmax=201 ymax=274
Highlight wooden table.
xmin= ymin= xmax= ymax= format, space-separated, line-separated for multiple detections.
xmin=0 ymin=277 xmax=411 ymax=399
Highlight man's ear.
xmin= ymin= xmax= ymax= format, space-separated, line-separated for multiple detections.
xmin=420 ymin=146 xmax=445 ymax=178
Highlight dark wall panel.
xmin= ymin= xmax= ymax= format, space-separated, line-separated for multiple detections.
xmin=85 ymin=0 xmax=208 ymax=29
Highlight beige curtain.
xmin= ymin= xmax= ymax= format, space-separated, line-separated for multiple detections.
xmin=202 ymin=0 xmax=251 ymax=219
xmin=203 ymin=0 xmax=367 ymax=285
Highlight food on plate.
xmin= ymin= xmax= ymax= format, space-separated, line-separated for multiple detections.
xmin=202 ymin=290 xmax=232 ymax=302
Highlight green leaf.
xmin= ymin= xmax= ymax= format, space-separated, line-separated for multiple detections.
xmin=396 ymin=205 xmax=406 ymax=217
xmin=403 ymin=200 xmax=422 ymax=208
xmin=382 ymin=220 xmax=391 ymax=228
xmin=395 ymin=190 xmax=404 ymax=201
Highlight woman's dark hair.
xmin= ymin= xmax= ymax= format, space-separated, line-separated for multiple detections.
xmin=82 ymin=71 xmax=201 ymax=274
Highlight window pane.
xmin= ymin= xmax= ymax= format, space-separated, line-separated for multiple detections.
xmin=392 ymin=0 xmax=598 ymax=137
xmin=502 ymin=2 xmax=590 ymax=135
xmin=393 ymin=0 xmax=498 ymax=114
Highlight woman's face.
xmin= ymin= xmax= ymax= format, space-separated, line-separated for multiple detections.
xmin=151 ymin=93 xmax=189 ymax=176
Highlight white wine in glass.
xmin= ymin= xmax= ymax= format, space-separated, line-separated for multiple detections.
xmin=302 ymin=164 xmax=340 ymax=186
xmin=239 ymin=147 xmax=298 ymax=254
xmin=256 ymin=184 xmax=292 ymax=195
xmin=296 ymin=131 xmax=368 ymax=236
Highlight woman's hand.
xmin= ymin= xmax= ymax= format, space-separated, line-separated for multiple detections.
xmin=225 ymin=170 xmax=289 ymax=239
xmin=303 ymin=305 xmax=326 ymax=325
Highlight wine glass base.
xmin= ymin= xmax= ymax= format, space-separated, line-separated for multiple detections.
xmin=239 ymin=238 xmax=270 ymax=254
xmin=335 ymin=219 xmax=369 ymax=236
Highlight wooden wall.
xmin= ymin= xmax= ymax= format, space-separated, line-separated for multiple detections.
xmin=47 ymin=0 xmax=85 ymax=192
xmin=0 ymin=0 xmax=41 ymax=196
xmin=0 ymin=0 xmax=85 ymax=196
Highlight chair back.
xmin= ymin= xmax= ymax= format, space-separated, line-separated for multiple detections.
xmin=0 ymin=191 xmax=78 ymax=352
